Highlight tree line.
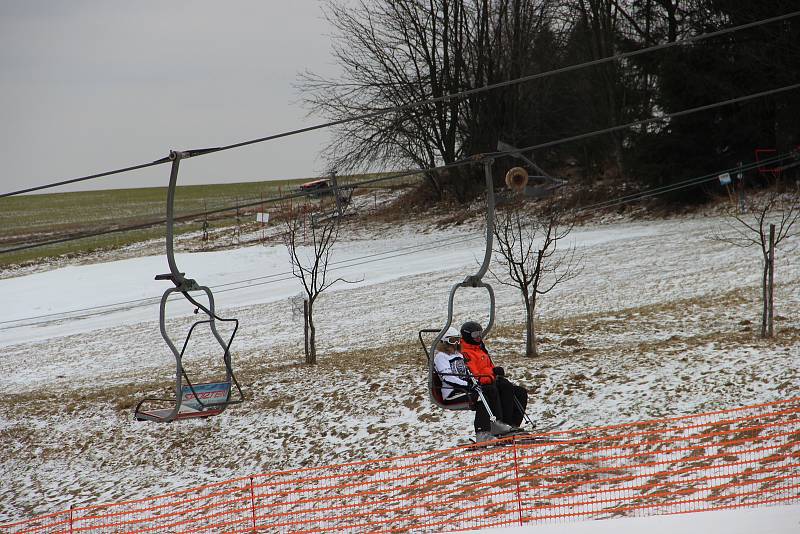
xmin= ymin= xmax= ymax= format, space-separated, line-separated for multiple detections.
xmin=300 ymin=0 xmax=800 ymax=202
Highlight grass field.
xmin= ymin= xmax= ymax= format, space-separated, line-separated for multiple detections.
xmin=0 ymin=181 xmax=288 ymax=267
xmin=0 ymin=173 xmax=412 ymax=268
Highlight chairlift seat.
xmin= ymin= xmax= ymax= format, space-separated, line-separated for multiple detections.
xmin=135 ymin=381 xmax=231 ymax=422
xmin=431 ymin=373 xmax=475 ymax=409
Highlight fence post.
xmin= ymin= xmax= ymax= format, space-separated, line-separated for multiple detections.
xmin=250 ymin=476 xmax=257 ymax=533
xmin=511 ymin=436 xmax=524 ymax=526
xmin=69 ymin=504 xmax=74 ymax=534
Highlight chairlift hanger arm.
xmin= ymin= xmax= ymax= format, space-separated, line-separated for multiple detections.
xmin=430 ymin=156 xmax=497 ymax=345
xmin=427 ymin=157 xmax=499 ymax=413
xmin=467 ymin=157 xmax=496 ymax=285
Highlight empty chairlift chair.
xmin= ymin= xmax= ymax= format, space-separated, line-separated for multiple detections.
xmin=134 ymin=150 xmax=244 ymax=422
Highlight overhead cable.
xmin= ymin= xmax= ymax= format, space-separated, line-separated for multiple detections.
xmin=488 ymin=84 xmax=800 ymax=157
xmin=2 ymin=151 xmax=794 ymax=329
xmin=0 ymin=157 xmax=172 ymax=199
xmin=576 ymin=156 xmax=792 ymax=213
xmin=3 ymin=84 xmax=797 ymax=255
xmin=0 ymin=159 xmax=473 ymax=254
xmin=0 ymin=234 xmax=480 ymax=327
xmin=2 ymin=10 xmax=798 ymax=199
xmin=167 ymin=10 xmax=800 ymax=159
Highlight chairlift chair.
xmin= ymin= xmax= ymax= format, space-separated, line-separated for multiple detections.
xmin=425 ymin=157 xmax=501 ymax=409
xmin=424 ymin=156 xmax=538 ymax=436
xmin=134 ymin=151 xmax=244 ymax=423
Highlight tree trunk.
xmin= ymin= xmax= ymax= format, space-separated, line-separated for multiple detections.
xmin=307 ymin=302 xmax=317 ymax=365
xmin=761 ymin=252 xmax=769 ymax=338
xmin=523 ymin=289 xmax=537 ymax=357
xmin=424 ymin=171 xmax=443 ymax=200
xmin=303 ymin=299 xmax=310 ymax=362
xmin=768 ymin=223 xmax=775 ymax=338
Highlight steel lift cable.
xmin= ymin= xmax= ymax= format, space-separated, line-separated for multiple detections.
xmin=2 ymin=150 xmax=794 ymax=330
xmin=576 ymin=152 xmax=800 ymax=214
xmin=5 ymin=81 xmax=798 ymax=256
xmin=96 ymin=10 xmax=800 ymax=161
xmin=3 ymin=10 xmax=797 ymax=199
xmin=482 ymin=84 xmax=800 ymax=161
xmin=0 ymin=159 xmax=475 ymax=254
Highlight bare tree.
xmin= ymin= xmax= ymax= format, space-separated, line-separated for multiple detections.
xmin=298 ymin=0 xmax=470 ymax=197
xmin=282 ymin=203 xmax=357 ymax=364
xmin=714 ymin=186 xmax=800 ymax=338
xmin=491 ymin=200 xmax=581 ymax=356
xmin=298 ymin=0 xmax=561 ymax=199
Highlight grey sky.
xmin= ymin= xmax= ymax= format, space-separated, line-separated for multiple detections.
xmin=0 ymin=1 xmax=340 ymax=194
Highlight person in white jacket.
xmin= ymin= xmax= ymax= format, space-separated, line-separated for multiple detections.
xmin=433 ymin=326 xmax=472 ymax=401
xmin=433 ymin=326 xmax=503 ymax=442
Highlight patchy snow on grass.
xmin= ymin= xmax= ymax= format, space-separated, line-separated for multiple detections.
xmin=1 ymin=210 xmax=799 ymax=526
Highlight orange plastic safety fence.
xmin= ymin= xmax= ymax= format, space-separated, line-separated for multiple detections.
xmin=3 ymin=397 xmax=799 ymax=533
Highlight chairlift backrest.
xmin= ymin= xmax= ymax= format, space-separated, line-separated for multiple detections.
xmin=420 ymin=329 xmax=472 ymax=411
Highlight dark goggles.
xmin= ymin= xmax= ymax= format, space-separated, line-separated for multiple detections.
xmin=444 ymin=336 xmax=461 ymax=345
xmin=466 ymin=330 xmax=483 ymax=341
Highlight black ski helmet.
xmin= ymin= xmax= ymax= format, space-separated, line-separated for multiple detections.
xmin=460 ymin=321 xmax=483 ymax=344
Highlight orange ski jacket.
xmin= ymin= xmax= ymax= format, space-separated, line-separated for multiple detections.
xmin=461 ymin=342 xmax=495 ymax=384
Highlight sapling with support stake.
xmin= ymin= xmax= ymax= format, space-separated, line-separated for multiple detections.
xmin=281 ymin=200 xmax=360 ymax=364
xmin=491 ymin=199 xmax=581 ymax=357
xmin=714 ymin=184 xmax=800 ymax=338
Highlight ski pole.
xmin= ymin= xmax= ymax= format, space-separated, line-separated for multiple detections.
xmin=514 ymin=395 xmax=535 ymax=428
xmin=473 ymin=380 xmax=515 ymax=435
xmin=473 ymin=384 xmax=497 ymax=421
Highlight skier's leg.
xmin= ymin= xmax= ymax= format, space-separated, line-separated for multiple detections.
xmin=482 ymin=383 xmax=504 ymax=423
xmin=495 ymin=377 xmax=515 ymax=425
xmin=473 ymin=392 xmax=490 ymax=434
xmin=511 ymin=384 xmax=529 ymax=427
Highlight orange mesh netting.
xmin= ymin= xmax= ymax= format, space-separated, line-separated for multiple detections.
xmin=4 ymin=397 xmax=799 ymax=533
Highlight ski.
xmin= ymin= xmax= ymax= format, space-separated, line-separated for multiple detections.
xmin=501 ymin=418 xmax=567 ymax=436
xmin=465 ymin=436 xmax=527 ymax=448
xmin=465 ymin=434 xmax=565 ymax=448
xmin=463 ymin=419 xmax=571 ymax=448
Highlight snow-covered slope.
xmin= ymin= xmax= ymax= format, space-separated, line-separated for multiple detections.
xmin=1 ymin=212 xmax=799 ymax=524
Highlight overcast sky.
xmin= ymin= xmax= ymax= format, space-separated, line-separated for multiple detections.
xmin=0 ymin=1 xmax=341 ymax=194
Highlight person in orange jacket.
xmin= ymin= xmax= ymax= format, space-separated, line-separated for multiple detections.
xmin=460 ymin=321 xmax=529 ymax=428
